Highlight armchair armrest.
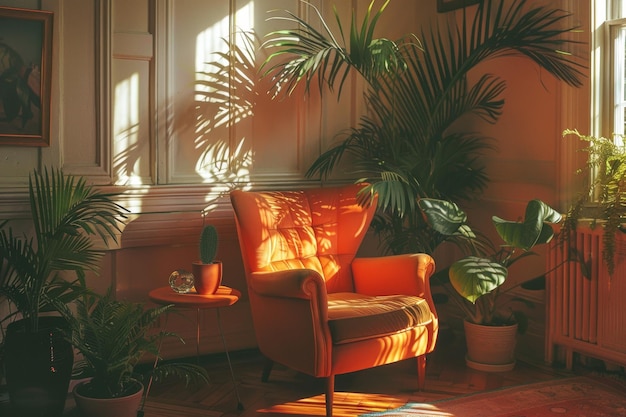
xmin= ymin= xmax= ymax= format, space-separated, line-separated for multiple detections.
xmin=249 ymin=269 xmax=327 ymax=301
xmin=247 ymin=269 xmax=333 ymax=376
xmin=352 ymin=253 xmax=436 ymax=297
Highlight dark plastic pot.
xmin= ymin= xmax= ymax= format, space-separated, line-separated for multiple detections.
xmin=4 ymin=316 xmax=74 ymax=417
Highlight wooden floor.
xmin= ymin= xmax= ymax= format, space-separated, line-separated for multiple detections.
xmin=136 ymin=327 xmax=606 ymax=417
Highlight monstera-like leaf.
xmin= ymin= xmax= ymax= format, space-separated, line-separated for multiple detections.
xmin=419 ymin=198 xmax=472 ymax=238
xmin=493 ymin=199 xmax=562 ymax=251
xmin=449 ymin=256 xmax=508 ymax=303
xmin=419 ymin=197 xmax=563 ymax=324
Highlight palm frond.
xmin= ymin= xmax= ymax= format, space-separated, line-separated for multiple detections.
xmin=262 ymin=0 xmax=585 ymax=255
xmin=0 ymin=167 xmax=128 ymax=330
xmin=262 ymin=0 xmax=404 ymax=99
xmin=148 ymin=363 xmax=209 ymax=386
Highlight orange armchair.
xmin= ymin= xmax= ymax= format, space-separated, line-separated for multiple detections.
xmin=230 ymin=184 xmax=438 ymax=417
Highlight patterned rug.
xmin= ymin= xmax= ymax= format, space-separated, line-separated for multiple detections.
xmin=361 ymin=376 xmax=626 ymax=417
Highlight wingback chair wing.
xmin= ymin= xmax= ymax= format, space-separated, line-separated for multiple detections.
xmin=230 ymin=184 xmax=439 ymax=417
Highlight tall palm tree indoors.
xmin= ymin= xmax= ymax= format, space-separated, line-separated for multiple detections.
xmin=261 ymin=0 xmax=585 ymax=255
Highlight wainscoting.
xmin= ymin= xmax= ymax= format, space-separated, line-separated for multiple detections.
xmin=95 ymin=207 xmax=257 ymax=359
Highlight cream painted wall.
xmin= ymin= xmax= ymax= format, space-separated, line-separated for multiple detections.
xmin=0 ymin=0 xmax=591 ymax=358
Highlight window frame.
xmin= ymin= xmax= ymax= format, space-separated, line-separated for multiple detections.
xmin=605 ymin=17 xmax=626 ymax=140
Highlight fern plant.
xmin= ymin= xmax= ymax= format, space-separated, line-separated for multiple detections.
xmin=59 ymin=289 xmax=208 ymax=400
xmin=562 ymin=129 xmax=626 ymax=276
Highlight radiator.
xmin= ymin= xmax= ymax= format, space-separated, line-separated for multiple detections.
xmin=546 ymin=225 xmax=626 ymax=368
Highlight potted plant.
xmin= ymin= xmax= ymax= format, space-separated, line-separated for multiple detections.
xmin=260 ymin=0 xmax=585 ymax=256
xmin=419 ymin=198 xmax=563 ymax=371
xmin=60 ymin=289 xmax=208 ymax=417
xmin=0 ymin=167 xmax=127 ymax=417
xmin=191 ymin=224 xmax=222 ymax=294
xmin=561 ymin=129 xmax=626 ymax=276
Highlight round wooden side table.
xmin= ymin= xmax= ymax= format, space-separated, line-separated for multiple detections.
xmin=148 ymin=285 xmax=243 ymax=410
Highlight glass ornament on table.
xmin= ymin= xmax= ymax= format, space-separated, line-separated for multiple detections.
xmin=168 ymin=269 xmax=194 ymax=293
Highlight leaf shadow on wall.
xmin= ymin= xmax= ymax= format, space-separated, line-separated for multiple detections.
xmin=191 ymin=31 xmax=261 ymax=190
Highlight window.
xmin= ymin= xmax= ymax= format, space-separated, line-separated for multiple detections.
xmin=599 ymin=0 xmax=626 ymax=140
xmin=611 ymin=23 xmax=626 ymax=138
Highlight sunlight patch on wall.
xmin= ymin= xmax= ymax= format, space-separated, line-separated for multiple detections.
xmin=195 ymin=15 xmax=229 ymax=102
xmin=195 ymin=137 xmax=253 ymax=186
xmin=114 ymin=72 xmax=143 ymax=186
xmin=193 ymin=2 xmax=255 ymax=186
xmin=236 ymin=1 xmax=254 ymax=32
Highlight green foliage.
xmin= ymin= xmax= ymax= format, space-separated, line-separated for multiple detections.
xmin=261 ymin=0 xmax=403 ymax=99
xmin=199 ymin=225 xmax=218 ymax=264
xmin=449 ymin=257 xmax=508 ymax=304
xmin=261 ymin=0 xmax=585 ymax=255
xmin=61 ymin=289 xmax=208 ymax=399
xmin=420 ymin=198 xmax=562 ymax=327
xmin=0 ymin=167 xmax=128 ymax=331
xmin=562 ymin=129 xmax=626 ymax=276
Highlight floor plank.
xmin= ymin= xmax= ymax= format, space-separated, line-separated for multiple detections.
xmin=142 ymin=327 xmax=581 ymax=417
xmin=2 ymin=326 xmax=620 ymax=417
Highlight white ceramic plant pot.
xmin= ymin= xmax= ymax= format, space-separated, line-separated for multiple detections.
xmin=73 ymin=380 xmax=144 ymax=417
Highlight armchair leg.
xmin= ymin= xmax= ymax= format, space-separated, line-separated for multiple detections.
xmin=325 ymin=375 xmax=335 ymax=417
xmin=417 ymin=355 xmax=426 ymax=391
xmin=261 ymin=358 xmax=274 ymax=382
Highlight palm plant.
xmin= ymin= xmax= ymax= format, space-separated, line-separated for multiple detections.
xmin=0 ymin=167 xmax=128 ymax=331
xmin=261 ymin=0 xmax=585 ymax=254
xmin=61 ymin=289 xmax=208 ymax=400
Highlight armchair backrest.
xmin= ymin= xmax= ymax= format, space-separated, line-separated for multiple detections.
xmin=230 ymin=184 xmax=377 ymax=293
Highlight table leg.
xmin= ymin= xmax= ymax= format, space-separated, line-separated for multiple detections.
xmin=216 ymin=308 xmax=244 ymax=410
xmin=138 ymin=311 xmax=170 ymax=416
xmin=196 ymin=308 xmax=201 ymax=364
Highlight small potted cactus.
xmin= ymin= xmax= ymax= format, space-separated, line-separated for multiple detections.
xmin=191 ymin=224 xmax=222 ymax=294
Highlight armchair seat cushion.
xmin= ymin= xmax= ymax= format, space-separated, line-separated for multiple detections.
xmin=327 ymin=292 xmax=434 ymax=345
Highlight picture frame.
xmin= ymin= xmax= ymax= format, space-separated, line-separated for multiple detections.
xmin=0 ymin=7 xmax=53 ymax=147
xmin=437 ymin=0 xmax=482 ymax=13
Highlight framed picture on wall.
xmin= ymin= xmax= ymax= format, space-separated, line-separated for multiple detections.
xmin=0 ymin=7 xmax=53 ymax=147
xmin=437 ymin=0 xmax=482 ymax=13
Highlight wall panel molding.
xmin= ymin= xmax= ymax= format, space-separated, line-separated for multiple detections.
xmin=155 ymin=1 xmax=339 ymax=186
xmin=112 ymin=33 xmax=153 ymax=61
xmin=61 ymin=0 xmax=111 ymax=181
xmin=557 ymin=0 xmax=592 ymax=211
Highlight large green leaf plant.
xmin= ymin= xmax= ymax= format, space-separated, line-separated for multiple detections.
xmin=419 ymin=198 xmax=562 ymax=327
xmin=0 ymin=167 xmax=128 ymax=332
xmin=261 ymin=0 xmax=585 ymax=254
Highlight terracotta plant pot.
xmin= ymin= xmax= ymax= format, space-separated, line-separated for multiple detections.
xmin=464 ymin=320 xmax=518 ymax=372
xmin=73 ymin=379 xmax=143 ymax=417
xmin=192 ymin=261 xmax=222 ymax=294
